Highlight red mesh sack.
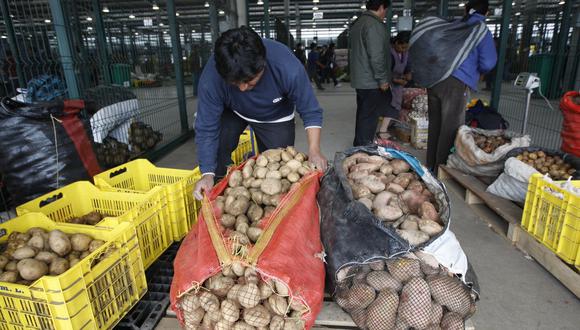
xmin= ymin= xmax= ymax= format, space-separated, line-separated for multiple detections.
xmin=170 ymin=160 xmax=325 ymax=329
xmin=560 ymin=91 xmax=580 ymax=157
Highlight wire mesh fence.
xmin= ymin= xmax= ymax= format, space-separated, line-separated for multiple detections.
xmin=0 ymin=0 xmax=207 ymax=169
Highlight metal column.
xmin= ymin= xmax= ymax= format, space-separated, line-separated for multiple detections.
xmin=0 ymin=0 xmax=26 ymax=89
xmin=209 ymin=0 xmax=220 ymax=43
xmin=71 ymin=0 xmax=90 ymax=90
xmin=386 ymin=5 xmax=393 ymax=39
xmin=438 ymin=0 xmax=448 ymax=18
xmin=264 ymin=0 xmax=270 ymax=38
xmin=284 ymin=0 xmax=290 ymax=43
xmin=490 ymin=0 xmax=512 ymax=110
xmin=550 ymin=0 xmax=573 ymax=98
xmin=91 ymin=0 xmax=112 ymax=84
xmin=167 ymin=0 xmax=189 ymax=133
xmin=48 ymin=0 xmax=80 ymax=98
xmin=295 ymin=3 xmax=301 ymax=44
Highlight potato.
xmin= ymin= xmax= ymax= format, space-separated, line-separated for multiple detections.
xmin=280 ymin=179 xmax=291 ymax=193
xmin=70 ymin=234 xmax=92 ymax=252
xmin=229 ymin=187 xmax=251 ymax=199
xmin=243 ymin=177 xmax=255 ymax=188
xmin=242 ymin=163 xmax=254 ymax=179
xmin=391 ymin=159 xmax=411 ymax=174
xmin=392 ymin=175 xmax=411 ymax=189
xmin=48 ymin=230 xmax=72 ymax=257
xmin=264 ymin=206 xmax=276 ymax=219
xmin=351 ymin=184 xmax=372 ymax=200
xmin=35 ymin=251 xmax=57 ymax=264
xmin=286 ymin=172 xmax=300 ymax=183
xmin=399 ymin=190 xmax=428 ymax=214
xmin=236 ymin=222 xmax=250 ymax=235
xmin=247 ymin=204 xmax=264 ymax=222
xmin=350 ymin=162 xmax=381 ymax=173
xmin=80 ymin=251 xmax=90 ymax=259
xmin=366 ymin=290 xmax=399 ymax=330
xmin=529 ymin=152 xmax=538 ymax=160
xmin=397 ymin=277 xmax=433 ymax=329
xmin=374 ymin=205 xmax=403 ymax=222
xmin=400 ymin=218 xmax=419 ymax=231
xmin=263 ymin=149 xmax=283 ymax=162
xmin=225 ymin=196 xmax=251 ymax=216
xmin=250 ymin=178 xmax=264 ymax=189
xmin=358 ymin=198 xmax=373 ymax=210
xmin=83 ymin=211 xmax=103 ymax=225
xmin=386 ymin=183 xmax=405 ymax=194
xmin=228 ymin=170 xmax=243 ymax=188
xmin=294 ymin=152 xmax=306 ymax=162
xmin=27 ymin=228 xmax=46 ymax=236
xmin=0 ymin=270 xmax=18 ymax=283
xmin=268 ymin=294 xmax=288 ymax=316
xmin=267 ymin=162 xmax=281 ymax=171
xmin=357 ymin=176 xmax=386 ymax=194
xmin=12 ymin=246 xmax=37 ymax=260
xmin=17 ymin=258 xmax=48 ymax=281
xmin=4 ymin=261 xmax=17 ymax=271
xmin=278 ymin=165 xmax=292 ymax=178
xmin=0 ymin=255 xmax=8 ymax=269
xmin=372 ymin=191 xmax=395 ymax=209
xmin=260 ymin=178 xmax=282 ymax=196
xmin=266 ymin=170 xmax=282 ymax=180
xmin=89 ymin=240 xmax=105 ymax=253
xmin=419 ymin=201 xmax=440 ymax=223
xmin=274 ymin=279 xmax=289 ymax=296
xmin=280 ymin=151 xmax=293 ymax=162
xmin=419 ymin=219 xmax=443 ymax=236
xmin=247 ymin=227 xmax=263 ymax=243
xmin=254 ymin=167 xmax=268 ymax=179
xmin=220 ymin=214 xmax=236 ymax=228
xmin=27 ymin=235 xmax=45 ymax=250
xmin=264 ymin=194 xmax=282 ymax=207
xmin=396 ymin=229 xmax=430 ymax=245
xmin=256 ymin=155 xmax=268 ymax=167
xmin=250 ymin=190 xmax=265 ymax=205
xmin=285 ymin=159 xmax=301 ymax=172
xmin=379 ymin=164 xmax=393 ymax=175
xmin=49 ymin=257 xmax=69 ymax=275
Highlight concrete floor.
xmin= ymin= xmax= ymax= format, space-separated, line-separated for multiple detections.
xmin=155 ymin=85 xmax=579 ymax=330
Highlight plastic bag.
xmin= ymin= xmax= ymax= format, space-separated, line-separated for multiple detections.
xmin=448 ymin=125 xmax=531 ymax=177
xmin=0 ymin=97 xmax=100 ymax=206
xmin=170 ymin=161 xmax=325 ymax=329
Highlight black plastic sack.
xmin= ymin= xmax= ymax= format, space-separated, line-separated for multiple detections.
xmin=0 ymin=97 xmax=93 ymax=206
xmin=505 ymin=147 xmax=580 ymax=179
xmin=318 ymin=145 xmax=453 ymax=293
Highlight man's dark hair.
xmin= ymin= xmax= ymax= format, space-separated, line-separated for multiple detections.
xmin=466 ymin=0 xmax=489 ymax=16
xmin=366 ymin=0 xmax=390 ymax=11
xmin=392 ymin=31 xmax=411 ymax=44
xmin=310 ymin=43 xmax=317 ymax=50
xmin=214 ymin=26 xmax=266 ymax=83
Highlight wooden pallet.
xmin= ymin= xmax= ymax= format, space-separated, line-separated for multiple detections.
xmin=438 ymin=165 xmax=579 ymax=298
xmin=437 ymin=165 xmax=522 ymax=241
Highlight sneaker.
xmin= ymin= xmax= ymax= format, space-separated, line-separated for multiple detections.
xmin=334 ymin=83 xmax=342 ymax=88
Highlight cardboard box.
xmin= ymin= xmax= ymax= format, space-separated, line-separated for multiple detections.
xmin=410 ymin=117 xmax=429 ymax=149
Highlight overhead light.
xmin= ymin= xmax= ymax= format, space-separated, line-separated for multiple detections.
xmin=558 ymin=1 xmax=565 ymax=4
xmin=205 ymin=2 xmax=210 ymax=7
xmin=313 ymin=0 xmax=319 ymax=3
xmin=152 ymin=2 xmax=160 ymax=10
xmin=86 ymin=17 xmax=93 ymax=21
xmin=129 ymin=14 xmax=135 ymax=19
xmin=44 ymin=19 xmax=51 ymax=23
xmin=515 ymin=12 xmax=521 ymax=16
xmin=10 ymin=14 xmax=14 ymax=18
xmin=459 ymin=3 xmax=465 ymax=7
xmin=352 ymin=15 xmax=358 ymax=19
xmin=192 ymin=29 xmax=196 ymax=32
xmin=415 ymin=19 xmax=419 ymax=23
xmin=102 ymin=6 xmax=109 ymax=13
xmin=313 ymin=6 xmax=318 ymax=10
xmin=343 ymin=24 xmax=348 ymax=28
xmin=361 ymin=4 xmax=366 ymax=9
xmin=87 ymin=27 xmax=93 ymax=30
xmin=183 ymin=56 xmax=187 ymax=60
xmin=511 ymin=2 xmax=515 ymax=5
xmin=176 ymin=12 xmax=180 ymax=16
xmin=163 ymin=31 xmax=168 ymax=34
xmin=159 ymin=22 xmax=164 ymax=26
xmin=393 ymin=14 xmax=398 ymax=19
xmin=257 ymin=0 xmax=263 ymax=4
xmin=1 ymin=35 xmax=7 ymax=39
xmin=219 ymin=9 xmax=225 ymax=15
xmin=134 ymin=32 xmax=139 ymax=35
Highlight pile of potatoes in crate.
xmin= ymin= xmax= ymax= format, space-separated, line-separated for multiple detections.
xmin=343 ymin=153 xmax=443 ymax=246
xmin=214 ymin=147 xmax=315 ymax=253
xmin=472 ymin=133 xmax=511 ymax=153
xmin=0 ymin=228 xmax=107 ymax=285
xmin=67 ymin=211 xmax=107 ymax=225
xmin=335 ymin=253 xmax=475 ymax=330
xmin=179 ymin=261 xmax=307 ymax=329
xmin=514 ymin=150 xmax=576 ymax=180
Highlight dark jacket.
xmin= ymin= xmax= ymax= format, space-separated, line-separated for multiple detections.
xmin=349 ymin=11 xmax=391 ymax=89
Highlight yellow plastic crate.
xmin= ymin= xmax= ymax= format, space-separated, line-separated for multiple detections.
xmin=16 ymin=181 xmax=172 ymax=269
xmin=521 ymin=174 xmax=580 ymax=264
xmin=93 ymin=160 xmax=201 ymax=241
xmin=0 ymin=213 xmax=147 ymax=330
xmin=232 ymin=129 xmax=259 ymax=165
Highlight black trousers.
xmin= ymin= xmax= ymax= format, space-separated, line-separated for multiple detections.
xmin=215 ymin=109 xmax=295 ymax=177
xmin=353 ymin=89 xmax=392 ymax=146
xmin=427 ymin=76 xmax=469 ymax=173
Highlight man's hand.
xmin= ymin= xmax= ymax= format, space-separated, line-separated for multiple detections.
xmin=193 ymin=174 xmax=215 ymax=200
xmin=308 ymin=149 xmax=328 ymax=171
xmin=393 ymin=78 xmax=408 ymax=86
xmin=379 ymin=82 xmax=390 ymax=92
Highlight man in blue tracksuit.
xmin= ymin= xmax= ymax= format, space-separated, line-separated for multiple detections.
xmin=193 ymin=27 xmax=327 ymax=199
xmin=426 ymin=0 xmax=497 ymax=173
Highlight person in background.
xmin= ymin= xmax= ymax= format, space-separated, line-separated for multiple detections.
xmin=294 ymin=43 xmax=306 ymax=66
xmin=349 ymin=0 xmax=392 ymax=146
xmin=426 ymin=0 xmax=497 ymax=173
xmin=323 ymin=43 xmax=342 ymax=88
xmin=376 ymin=31 xmax=412 ymax=139
xmin=193 ymin=27 xmax=327 ymax=199
xmin=307 ymin=43 xmax=325 ymax=91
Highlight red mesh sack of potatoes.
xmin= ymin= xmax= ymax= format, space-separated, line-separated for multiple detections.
xmin=170 ymin=148 xmax=325 ymax=329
